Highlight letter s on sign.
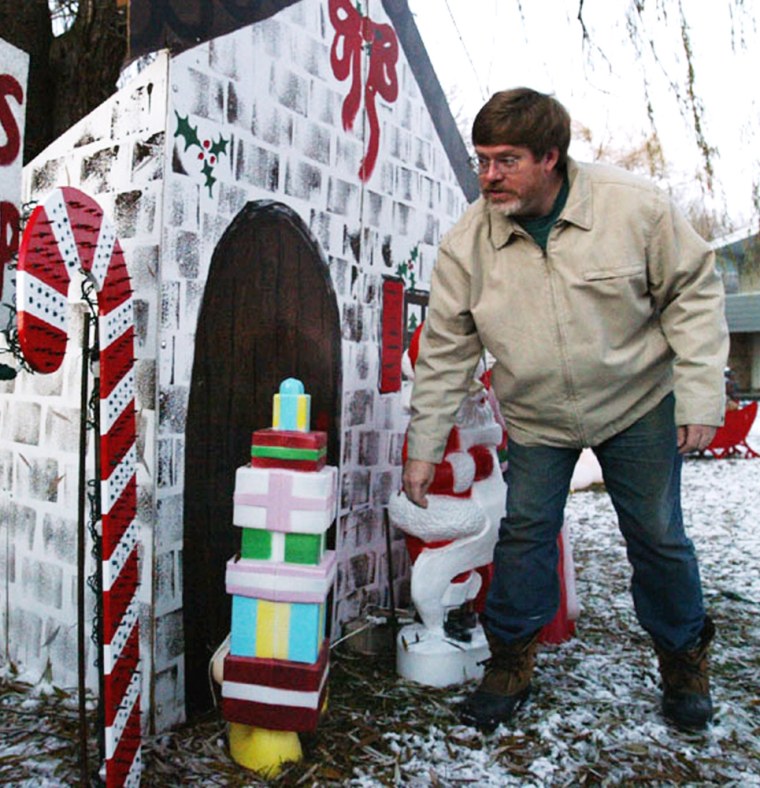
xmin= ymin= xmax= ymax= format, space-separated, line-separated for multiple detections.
xmin=0 ymin=74 xmax=24 ymax=167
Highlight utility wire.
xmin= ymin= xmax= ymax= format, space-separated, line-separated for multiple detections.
xmin=443 ymin=0 xmax=489 ymax=102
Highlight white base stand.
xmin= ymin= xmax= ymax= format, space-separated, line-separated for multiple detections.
xmin=396 ymin=622 xmax=490 ymax=687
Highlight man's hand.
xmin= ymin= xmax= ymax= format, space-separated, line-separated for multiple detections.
xmin=402 ymin=459 xmax=436 ymax=508
xmin=677 ymin=424 xmax=717 ymax=455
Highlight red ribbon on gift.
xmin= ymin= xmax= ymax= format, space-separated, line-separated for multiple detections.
xmin=329 ymin=0 xmax=399 ymax=181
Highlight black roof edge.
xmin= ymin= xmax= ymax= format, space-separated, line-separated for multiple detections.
xmin=127 ymin=0 xmax=302 ymax=64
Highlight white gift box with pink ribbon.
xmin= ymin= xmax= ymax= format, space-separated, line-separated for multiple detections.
xmin=232 ymin=465 xmax=337 ymax=534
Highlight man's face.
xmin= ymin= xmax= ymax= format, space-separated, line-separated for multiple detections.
xmin=474 ymin=144 xmax=560 ymax=218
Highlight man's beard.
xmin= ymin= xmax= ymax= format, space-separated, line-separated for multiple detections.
xmin=485 ymin=192 xmax=523 ymax=217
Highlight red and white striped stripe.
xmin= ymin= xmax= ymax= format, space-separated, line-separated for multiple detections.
xmin=17 ymin=186 xmax=141 ymax=788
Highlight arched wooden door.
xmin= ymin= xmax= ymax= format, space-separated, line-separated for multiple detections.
xmin=183 ymin=201 xmax=341 ymax=716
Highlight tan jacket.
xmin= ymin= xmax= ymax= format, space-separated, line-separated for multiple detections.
xmin=407 ymin=159 xmax=729 ymax=461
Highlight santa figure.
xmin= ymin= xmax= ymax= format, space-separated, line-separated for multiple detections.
xmin=390 ymin=326 xmax=577 ymax=686
xmin=388 ymin=327 xmax=508 ymax=683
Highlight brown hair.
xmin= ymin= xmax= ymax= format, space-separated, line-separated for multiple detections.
xmin=471 ymin=88 xmax=571 ymax=170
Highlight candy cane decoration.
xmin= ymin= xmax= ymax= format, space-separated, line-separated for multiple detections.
xmin=17 ymin=186 xmax=141 ymax=788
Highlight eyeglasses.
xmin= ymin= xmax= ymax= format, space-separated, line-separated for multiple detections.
xmin=471 ymin=154 xmax=523 ymax=175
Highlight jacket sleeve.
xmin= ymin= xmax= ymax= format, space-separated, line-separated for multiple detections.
xmin=648 ymin=194 xmax=729 ymax=427
xmin=405 ymin=242 xmax=484 ymax=463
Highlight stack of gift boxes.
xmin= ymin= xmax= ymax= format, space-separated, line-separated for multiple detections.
xmin=221 ymin=378 xmax=337 ymax=733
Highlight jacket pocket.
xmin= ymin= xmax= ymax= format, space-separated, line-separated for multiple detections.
xmin=583 ymin=265 xmax=642 ymax=281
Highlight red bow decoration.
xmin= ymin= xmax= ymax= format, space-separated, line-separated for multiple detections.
xmin=329 ymin=0 xmax=399 ymax=181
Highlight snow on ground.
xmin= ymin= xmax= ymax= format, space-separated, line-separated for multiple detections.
xmin=348 ymin=422 xmax=760 ymax=787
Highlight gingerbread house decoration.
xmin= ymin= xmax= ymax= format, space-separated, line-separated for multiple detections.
xmin=0 ymin=0 xmax=479 ymax=734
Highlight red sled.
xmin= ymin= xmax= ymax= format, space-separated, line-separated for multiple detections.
xmin=700 ymin=401 xmax=759 ymax=459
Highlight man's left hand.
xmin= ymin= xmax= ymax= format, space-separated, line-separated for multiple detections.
xmin=677 ymin=424 xmax=717 ymax=455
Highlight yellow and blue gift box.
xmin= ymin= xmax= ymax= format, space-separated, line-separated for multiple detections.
xmin=226 ymin=552 xmax=336 ymax=664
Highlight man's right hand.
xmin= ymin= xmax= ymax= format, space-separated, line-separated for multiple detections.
xmin=402 ymin=459 xmax=436 ymax=508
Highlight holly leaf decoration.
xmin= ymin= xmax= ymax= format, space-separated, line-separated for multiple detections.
xmin=201 ymin=160 xmax=217 ymax=196
xmin=210 ymin=134 xmax=229 ymax=158
xmin=174 ymin=112 xmax=201 ymax=151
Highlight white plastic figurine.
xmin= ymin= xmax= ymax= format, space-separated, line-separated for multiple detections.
xmin=389 ymin=326 xmax=507 ymax=687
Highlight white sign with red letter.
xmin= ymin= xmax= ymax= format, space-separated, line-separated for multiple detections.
xmin=0 ymin=37 xmax=28 ymax=328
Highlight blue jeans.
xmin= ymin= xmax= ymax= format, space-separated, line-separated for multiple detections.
xmin=485 ymin=394 xmax=706 ymax=652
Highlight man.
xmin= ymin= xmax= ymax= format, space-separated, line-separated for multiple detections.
xmin=402 ymin=88 xmax=728 ymax=733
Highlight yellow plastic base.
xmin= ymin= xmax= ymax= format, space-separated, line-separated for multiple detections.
xmin=228 ymin=722 xmax=303 ymax=777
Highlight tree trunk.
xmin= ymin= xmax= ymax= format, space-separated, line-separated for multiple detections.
xmin=0 ymin=0 xmax=127 ymax=163
xmin=49 ymin=0 xmax=127 ymax=148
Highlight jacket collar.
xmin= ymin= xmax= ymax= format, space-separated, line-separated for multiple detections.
xmin=561 ymin=159 xmax=593 ymax=230
xmin=487 ymin=157 xmax=593 ymax=248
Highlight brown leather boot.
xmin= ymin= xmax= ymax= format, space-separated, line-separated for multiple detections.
xmin=655 ymin=616 xmax=715 ymax=731
xmin=459 ymin=628 xmax=540 ymax=732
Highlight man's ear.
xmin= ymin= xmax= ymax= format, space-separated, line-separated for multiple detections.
xmin=543 ymin=147 xmax=560 ymax=173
